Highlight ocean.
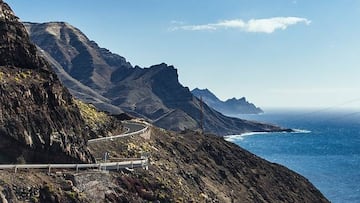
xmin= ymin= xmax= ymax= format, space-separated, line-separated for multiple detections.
xmin=226 ymin=109 xmax=360 ymax=203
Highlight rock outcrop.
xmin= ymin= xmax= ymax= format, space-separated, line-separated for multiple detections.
xmin=0 ymin=0 xmax=93 ymax=163
xmin=192 ymin=88 xmax=264 ymax=115
xmin=25 ymin=22 xmax=289 ymax=135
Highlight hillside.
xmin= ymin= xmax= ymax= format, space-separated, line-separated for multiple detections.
xmin=25 ymin=22 xmax=288 ymax=135
xmin=192 ymin=88 xmax=263 ymax=115
xmin=0 ymin=127 xmax=329 ymax=202
xmin=87 ymin=127 xmax=329 ymax=202
xmin=0 ymin=1 xmax=97 ymax=164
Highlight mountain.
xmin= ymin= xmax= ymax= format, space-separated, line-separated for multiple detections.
xmin=0 ymin=1 xmax=94 ymax=163
xmin=25 ymin=22 xmax=289 ymax=135
xmin=24 ymin=22 xmax=125 ymax=114
xmin=192 ymin=88 xmax=263 ymax=115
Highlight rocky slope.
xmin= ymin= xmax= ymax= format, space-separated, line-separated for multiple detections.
xmin=0 ymin=0 xmax=94 ymax=163
xmin=0 ymin=127 xmax=329 ymax=202
xmin=192 ymin=88 xmax=263 ymax=115
xmin=25 ymin=22 xmax=289 ymax=135
xmin=24 ymin=22 xmax=124 ymax=114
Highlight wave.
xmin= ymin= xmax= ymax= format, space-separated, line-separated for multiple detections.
xmin=292 ymin=129 xmax=312 ymax=134
xmin=225 ymin=129 xmax=311 ymax=142
xmin=224 ymin=132 xmax=271 ymax=142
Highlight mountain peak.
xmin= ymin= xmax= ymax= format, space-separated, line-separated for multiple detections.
xmin=148 ymin=63 xmax=174 ymax=70
xmin=0 ymin=1 xmax=48 ymax=70
xmin=0 ymin=1 xmax=17 ymax=21
xmin=192 ymin=88 xmax=263 ymax=115
xmin=192 ymin=88 xmax=219 ymax=100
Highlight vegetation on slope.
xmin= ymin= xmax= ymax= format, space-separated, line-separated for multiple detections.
xmin=73 ymin=99 xmax=109 ymax=130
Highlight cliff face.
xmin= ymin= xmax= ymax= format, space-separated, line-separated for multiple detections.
xmin=0 ymin=1 xmax=93 ymax=163
xmin=24 ymin=22 xmax=125 ymax=114
xmin=192 ymin=88 xmax=264 ymax=115
xmin=25 ymin=22 xmax=289 ymax=135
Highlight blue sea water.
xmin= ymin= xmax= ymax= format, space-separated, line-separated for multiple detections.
xmin=226 ymin=109 xmax=360 ymax=203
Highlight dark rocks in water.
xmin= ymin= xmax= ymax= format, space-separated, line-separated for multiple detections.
xmin=192 ymin=88 xmax=264 ymax=115
xmin=0 ymin=0 xmax=93 ymax=163
xmin=25 ymin=22 xmax=288 ymax=135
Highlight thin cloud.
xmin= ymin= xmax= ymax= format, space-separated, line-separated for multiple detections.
xmin=270 ymin=87 xmax=356 ymax=94
xmin=171 ymin=17 xmax=311 ymax=33
xmin=178 ymin=24 xmax=217 ymax=31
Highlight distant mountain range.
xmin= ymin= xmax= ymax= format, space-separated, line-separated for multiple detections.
xmin=192 ymin=88 xmax=263 ymax=115
xmin=25 ymin=22 xmax=287 ymax=135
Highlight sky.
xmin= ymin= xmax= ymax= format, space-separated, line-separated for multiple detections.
xmin=5 ymin=0 xmax=360 ymax=109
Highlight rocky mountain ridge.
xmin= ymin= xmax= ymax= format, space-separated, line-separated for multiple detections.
xmin=0 ymin=0 xmax=93 ymax=163
xmin=192 ymin=88 xmax=263 ymax=115
xmin=25 ymin=22 xmax=288 ymax=135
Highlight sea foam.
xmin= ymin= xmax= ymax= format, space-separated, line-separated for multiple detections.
xmin=224 ymin=132 xmax=270 ymax=142
xmin=224 ymin=129 xmax=311 ymax=142
xmin=292 ymin=129 xmax=312 ymax=134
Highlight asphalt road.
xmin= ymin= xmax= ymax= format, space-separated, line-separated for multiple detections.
xmin=0 ymin=121 xmax=149 ymax=172
xmin=87 ymin=121 xmax=147 ymax=143
xmin=123 ymin=121 xmax=146 ymax=133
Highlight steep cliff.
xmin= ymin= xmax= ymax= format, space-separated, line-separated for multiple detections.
xmin=25 ymin=22 xmax=289 ymax=135
xmin=24 ymin=22 xmax=124 ymax=114
xmin=0 ymin=1 xmax=93 ymax=163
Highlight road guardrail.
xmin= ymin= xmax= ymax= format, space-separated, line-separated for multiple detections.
xmin=0 ymin=159 xmax=148 ymax=173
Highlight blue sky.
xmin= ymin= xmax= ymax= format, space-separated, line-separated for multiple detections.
xmin=6 ymin=0 xmax=360 ymax=109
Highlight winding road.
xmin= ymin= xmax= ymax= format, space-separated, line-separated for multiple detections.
xmin=0 ymin=120 xmax=150 ymax=173
xmin=87 ymin=121 xmax=148 ymax=143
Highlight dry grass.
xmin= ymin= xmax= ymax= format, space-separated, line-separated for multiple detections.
xmin=73 ymin=99 xmax=110 ymax=128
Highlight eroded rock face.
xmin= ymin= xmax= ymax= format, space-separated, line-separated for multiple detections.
xmin=0 ymin=0 xmax=93 ymax=163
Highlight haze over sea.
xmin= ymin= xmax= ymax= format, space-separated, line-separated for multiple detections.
xmin=226 ymin=109 xmax=360 ymax=203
